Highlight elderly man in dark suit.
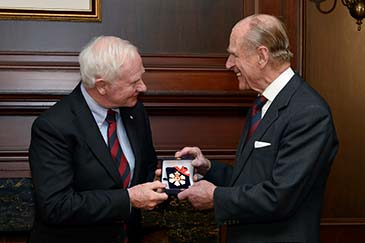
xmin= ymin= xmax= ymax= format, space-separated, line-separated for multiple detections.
xmin=28 ymin=36 xmax=168 ymax=243
xmin=177 ymin=14 xmax=338 ymax=243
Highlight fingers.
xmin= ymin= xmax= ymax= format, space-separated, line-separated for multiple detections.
xmin=175 ymin=146 xmax=200 ymax=158
xmin=150 ymin=181 xmax=168 ymax=202
xmin=191 ymin=158 xmax=203 ymax=167
xmin=149 ymin=191 xmax=168 ymax=208
xmin=154 ymin=168 xmax=162 ymax=181
xmin=177 ymin=188 xmax=189 ymax=200
xmin=145 ymin=181 xmax=168 ymax=197
xmin=177 ymin=181 xmax=216 ymax=210
xmin=148 ymin=181 xmax=168 ymax=199
xmin=128 ymin=182 xmax=168 ymax=210
xmin=193 ymin=174 xmax=204 ymax=182
xmin=148 ymin=180 xmax=166 ymax=190
xmin=175 ymin=147 xmax=189 ymax=158
xmin=175 ymin=146 xmax=211 ymax=177
xmin=155 ymin=168 xmax=162 ymax=177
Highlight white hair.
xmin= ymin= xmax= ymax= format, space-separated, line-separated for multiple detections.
xmin=240 ymin=14 xmax=293 ymax=65
xmin=78 ymin=36 xmax=139 ymax=87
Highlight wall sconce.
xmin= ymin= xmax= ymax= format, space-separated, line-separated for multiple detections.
xmin=311 ymin=0 xmax=365 ymax=31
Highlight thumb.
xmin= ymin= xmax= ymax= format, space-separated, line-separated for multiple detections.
xmin=149 ymin=180 xmax=166 ymax=190
xmin=155 ymin=168 xmax=162 ymax=177
xmin=177 ymin=189 xmax=189 ymax=200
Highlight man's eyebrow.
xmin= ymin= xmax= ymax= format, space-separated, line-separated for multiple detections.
xmin=227 ymin=48 xmax=232 ymax=53
xmin=132 ymin=78 xmax=141 ymax=83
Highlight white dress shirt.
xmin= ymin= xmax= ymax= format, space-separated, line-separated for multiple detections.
xmin=261 ymin=67 xmax=295 ymax=118
xmin=80 ymin=84 xmax=135 ymax=185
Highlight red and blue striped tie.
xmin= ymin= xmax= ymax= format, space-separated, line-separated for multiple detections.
xmin=106 ymin=110 xmax=130 ymax=242
xmin=106 ymin=109 xmax=131 ymax=189
xmin=246 ymin=95 xmax=267 ymax=141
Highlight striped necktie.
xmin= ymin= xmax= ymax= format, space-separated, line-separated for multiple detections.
xmin=246 ymin=95 xmax=267 ymax=141
xmin=106 ymin=109 xmax=131 ymax=189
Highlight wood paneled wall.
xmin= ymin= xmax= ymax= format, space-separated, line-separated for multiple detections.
xmin=5 ymin=1 xmax=362 ymax=243
xmin=0 ymin=2 xmax=251 ymax=242
xmin=0 ymin=0 xmax=304 ymax=178
xmin=0 ymin=53 xmax=253 ymax=177
xmin=305 ymin=1 xmax=365 ymax=242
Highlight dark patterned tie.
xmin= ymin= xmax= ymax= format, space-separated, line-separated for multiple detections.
xmin=106 ymin=110 xmax=130 ymax=243
xmin=106 ymin=109 xmax=131 ymax=189
xmin=246 ymin=95 xmax=268 ymax=141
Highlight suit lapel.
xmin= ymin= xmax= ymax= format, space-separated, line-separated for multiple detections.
xmin=119 ymin=108 xmax=141 ymax=187
xmin=229 ymin=74 xmax=303 ymax=186
xmin=236 ymin=109 xmax=252 ymax=159
xmin=71 ymin=85 xmax=121 ymax=185
xmin=229 ymin=106 xmax=280 ymax=186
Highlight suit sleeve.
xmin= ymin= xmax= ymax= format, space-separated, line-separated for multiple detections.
xmin=141 ymin=105 xmax=158 ymax=182
xmin=29 ymin=116 xmax=131 ymax=225
xmin=213 ymin=105 xmax=338 ymax=225
xmin=205 ymin=160 xmax=234 ymax=186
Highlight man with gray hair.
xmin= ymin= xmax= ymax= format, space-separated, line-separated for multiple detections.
xmin=29 ymin=36 xmax=168 ymax=243
xmin=176 ymin=14 xmax=338 ymax=243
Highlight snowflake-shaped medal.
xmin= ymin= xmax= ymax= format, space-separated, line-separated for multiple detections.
xmin=169 ymin=171 xmax=186 ymax=187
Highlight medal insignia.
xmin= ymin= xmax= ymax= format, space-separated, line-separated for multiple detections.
xmin=166 ymin=165 xmax=191 ymax=189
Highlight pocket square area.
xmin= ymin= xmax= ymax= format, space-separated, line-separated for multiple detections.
xmin=254 ymin=141 xmax=271 ymax=148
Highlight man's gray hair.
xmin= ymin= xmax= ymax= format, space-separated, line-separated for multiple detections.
xmin=79 ymin=36 xmax=139 ymax=87
xmin=242 ymin=14 xmax=293 ymax=64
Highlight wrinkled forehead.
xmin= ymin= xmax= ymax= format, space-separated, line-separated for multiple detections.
xmin=119 ymin=54 xmax=144 ymax=78
xmin=122 ymin=53 xmax=143 ymax=69
xmin=228 ymin=23 xmax=249 ymax=52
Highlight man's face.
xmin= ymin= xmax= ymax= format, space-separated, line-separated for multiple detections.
xmin=104 ymin=55 xmax=147 ymax=108
xmin=225 ymin=28 xmax=260 ymax=91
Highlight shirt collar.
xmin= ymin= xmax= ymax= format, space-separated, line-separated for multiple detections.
xmin=262 ymin=67 xmax=295 ymax=102
xmin=80 ymin=84 xmax=119 ymax=127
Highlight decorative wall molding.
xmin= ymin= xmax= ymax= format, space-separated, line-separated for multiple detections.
xmin=0 ymin=51 xmax=242 ymax=94
xmin=0 ymin=51 xmax=252 ymax=179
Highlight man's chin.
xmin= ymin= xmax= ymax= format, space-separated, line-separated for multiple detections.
xmin=116 ymin=98 xmax=138 ymax=108
xmin=127 ymin=98 xmax=138 ymax=107
xmin=238 ymin=80 xmax=249 ymax=91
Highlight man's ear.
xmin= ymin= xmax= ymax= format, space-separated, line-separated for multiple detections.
xmin=94 ymin=78 xmax=108 ymax=95
xmin=257 ymin=46 xmax=269 ymax=68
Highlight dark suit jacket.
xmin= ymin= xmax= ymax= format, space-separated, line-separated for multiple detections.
xmin=205 ymin=74 xmax=338 ymax=243
xmin=28 ymin=84 xmax=157 ymax=243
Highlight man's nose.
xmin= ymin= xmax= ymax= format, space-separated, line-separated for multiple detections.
xmin=137 ymin=80 xmax=147 ymax=92
xmin=226 ymin=55 xmax=234 ymax=70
